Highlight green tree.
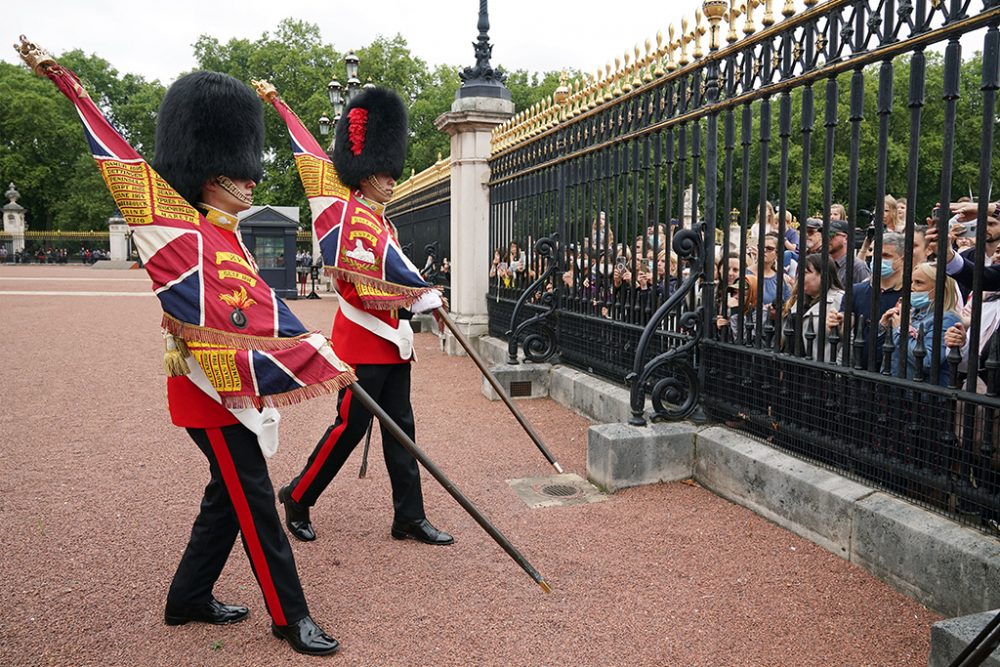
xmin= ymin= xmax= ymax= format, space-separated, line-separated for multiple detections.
xmin=193 ymin=19 xmax=340 ymax=226
xmin=0 ymin=53 xmax=163 ymax=232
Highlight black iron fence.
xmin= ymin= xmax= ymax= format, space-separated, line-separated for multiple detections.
xmin=388 ymin=169 xmax=451 ymax=300
xmin=487 ymin=0 xmax=1000 ymax=533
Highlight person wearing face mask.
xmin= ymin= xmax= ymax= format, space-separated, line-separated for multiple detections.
xmin=879 ymin=262 xmax=962 ymax=386
xmin=826 ymin=232 xmax=907 ymax=370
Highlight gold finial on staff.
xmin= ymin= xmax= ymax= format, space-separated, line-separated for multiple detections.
xmin=782 ymin=0 xmax=796 ymax=17
xmin=803 ymin=0 xmax=818 ymax=6
xmin=252 ymin=79 xmax=278 ymax=102
xmin=14 ymin=35 xmax=57 ymax=76
xmin=678 ymin=17 xmax=691 ymax=66
xmin=703 ymin=0 xmax=729 ymax=51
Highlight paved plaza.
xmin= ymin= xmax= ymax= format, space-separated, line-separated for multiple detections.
xmin=0 ymin=265 xmax=939 ymax=666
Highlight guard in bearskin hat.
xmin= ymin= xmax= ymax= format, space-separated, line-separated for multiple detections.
xmin=155 ymin=71 xmax=339 ymax=656
xmin=278 ymin=87 xmax=454 ymax=547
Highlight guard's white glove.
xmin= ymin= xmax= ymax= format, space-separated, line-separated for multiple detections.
xmin=411 ymin=289 xmax=443 ymax=314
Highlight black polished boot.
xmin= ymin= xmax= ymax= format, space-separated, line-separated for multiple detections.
xmin=164 ymin=597 xmax=249 ymax=626
xmin=278 ymin=485 xmax=316 ymax=542
xmin=390 ymin=518 xmax=454 ymax=545
xmin=271 ymin=615 xmax=340 ymax=656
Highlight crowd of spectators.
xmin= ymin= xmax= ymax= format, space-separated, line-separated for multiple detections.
xmin=492 ymin=194 xmax=1000 ymax=395
xmin=717 ymin=194 xmax=997 ymax=390
xmin=0 ymin=245 xmax=110 ymax=264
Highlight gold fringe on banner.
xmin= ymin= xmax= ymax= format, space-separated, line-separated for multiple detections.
xmin=324 ymin=266 xmax=435 ymax=310
xmin=220 ymin=371 xmax=357 ymax=410
xmin=160 ymin=314 xmax=321 ymax=351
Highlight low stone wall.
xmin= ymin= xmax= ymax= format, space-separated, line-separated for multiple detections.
xmin=476 ymin=335 xmax=1000 ymax=622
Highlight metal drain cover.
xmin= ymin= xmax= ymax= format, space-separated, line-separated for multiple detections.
xmin=507 ymin=473 xmax=608 ymax=509
xmin=540 ymin=484 xmax=580 ymax=498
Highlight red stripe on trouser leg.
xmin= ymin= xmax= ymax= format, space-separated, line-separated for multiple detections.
xmin=205 ymin=428 xmax=287 ymax=626
xmin=291 ymin=388 xmax=353 ymax=503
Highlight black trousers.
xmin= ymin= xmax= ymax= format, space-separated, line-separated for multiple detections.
xmin=167 ymin=424 xmax=309 ymax=626
xmin=288 ymin=363 xmax=424 ymax=522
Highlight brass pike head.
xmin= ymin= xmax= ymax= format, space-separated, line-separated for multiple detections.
xmin=14 ymin=35 xmax=57 ymax=76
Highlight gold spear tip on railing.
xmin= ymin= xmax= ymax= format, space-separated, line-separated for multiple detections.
xmin=251 ymin=79 xmax=278 ymax=102
xmin=14 ymin=35 xmax=57 ymax=76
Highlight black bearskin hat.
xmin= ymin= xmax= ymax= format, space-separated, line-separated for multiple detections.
xmin=333 ymin=87 xmax=408 ymax=189
xmin=152 ymin=71 xmax=265 ymax=207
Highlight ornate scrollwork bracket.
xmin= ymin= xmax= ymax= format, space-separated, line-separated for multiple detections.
xmin=626 ymin=224 xmax=705 ymax=425
xmin=506 ymin=235 xmax=560 ymax=364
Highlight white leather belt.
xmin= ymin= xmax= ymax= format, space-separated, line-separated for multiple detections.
xmin=336 ymin=291 xmax=414 ymax=361
xmin=186 ymin=361 xmax=282 ymax=458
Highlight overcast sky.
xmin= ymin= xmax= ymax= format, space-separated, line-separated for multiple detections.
xmin=6 ymin=1 xmax=693 ymax=84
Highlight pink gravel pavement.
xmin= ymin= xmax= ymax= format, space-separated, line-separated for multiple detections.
xmin=0 ymin=265 xmax=939 ymax=666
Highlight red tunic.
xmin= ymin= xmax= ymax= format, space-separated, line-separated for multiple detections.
xmin=330 ymin=279 xmax=411 ymax=366
xmin=166 ymin=212 xmax=247 ymax=428
xmin=329 ymin=198 xmax=413 ymax=367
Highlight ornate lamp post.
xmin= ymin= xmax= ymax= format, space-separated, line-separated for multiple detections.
xmin=456 ymin=0 xmax=511 ymax=100
xmin=318 ymin=50 xmax=373 ymax=154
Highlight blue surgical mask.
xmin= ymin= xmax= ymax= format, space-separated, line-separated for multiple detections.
xmin=869 ymin=258 xmax=894 ymax=277
xmin=910 ymin=291 xmax=931 ymax=309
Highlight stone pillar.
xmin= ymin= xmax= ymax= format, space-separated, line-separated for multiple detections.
xmin=107 ymin=210 xmax=129 ymax=261
xmin=434 ymin=96 xmax=513 ymax=355
xmin=3 ymin=182 xmax=26 ymax=254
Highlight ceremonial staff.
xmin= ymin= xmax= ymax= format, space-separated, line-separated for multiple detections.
xmin=349 ymin=382 xmax=551 ymax=593
xmin=254 ymin=78 xmax=551 ymax=592
xmin=434 ymin=307 xmax=563 ymax=473
xmin=17 ymin=38 xmax=551 ymax=595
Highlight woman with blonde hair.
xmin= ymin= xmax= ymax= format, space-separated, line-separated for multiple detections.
xmin=748 ymin=200 xmax=799 ymax=252
xmin=879 ymin=262 xmax=962 ymax=386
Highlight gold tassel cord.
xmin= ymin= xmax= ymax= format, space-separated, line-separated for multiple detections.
xmin=162 ymin=332 xmax=191 ymax=377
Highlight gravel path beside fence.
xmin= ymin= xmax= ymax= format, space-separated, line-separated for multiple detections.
xmin=0 ymin=266 xmax=939 ymax=666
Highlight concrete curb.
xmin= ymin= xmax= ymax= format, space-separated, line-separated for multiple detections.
xmin=694 ymin=426 xmax=871 ymax=560
xmin=929 ymin=611 xmax=1000 ymax=667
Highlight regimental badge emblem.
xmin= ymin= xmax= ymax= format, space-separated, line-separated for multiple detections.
xmin=219 ymin=286 xmax=257 ymax=329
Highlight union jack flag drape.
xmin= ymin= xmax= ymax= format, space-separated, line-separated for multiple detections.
xmin=33 ymin=58 xmax=355 ymax=409
xmin=259 ymin=83 xmax=435 ymax=311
